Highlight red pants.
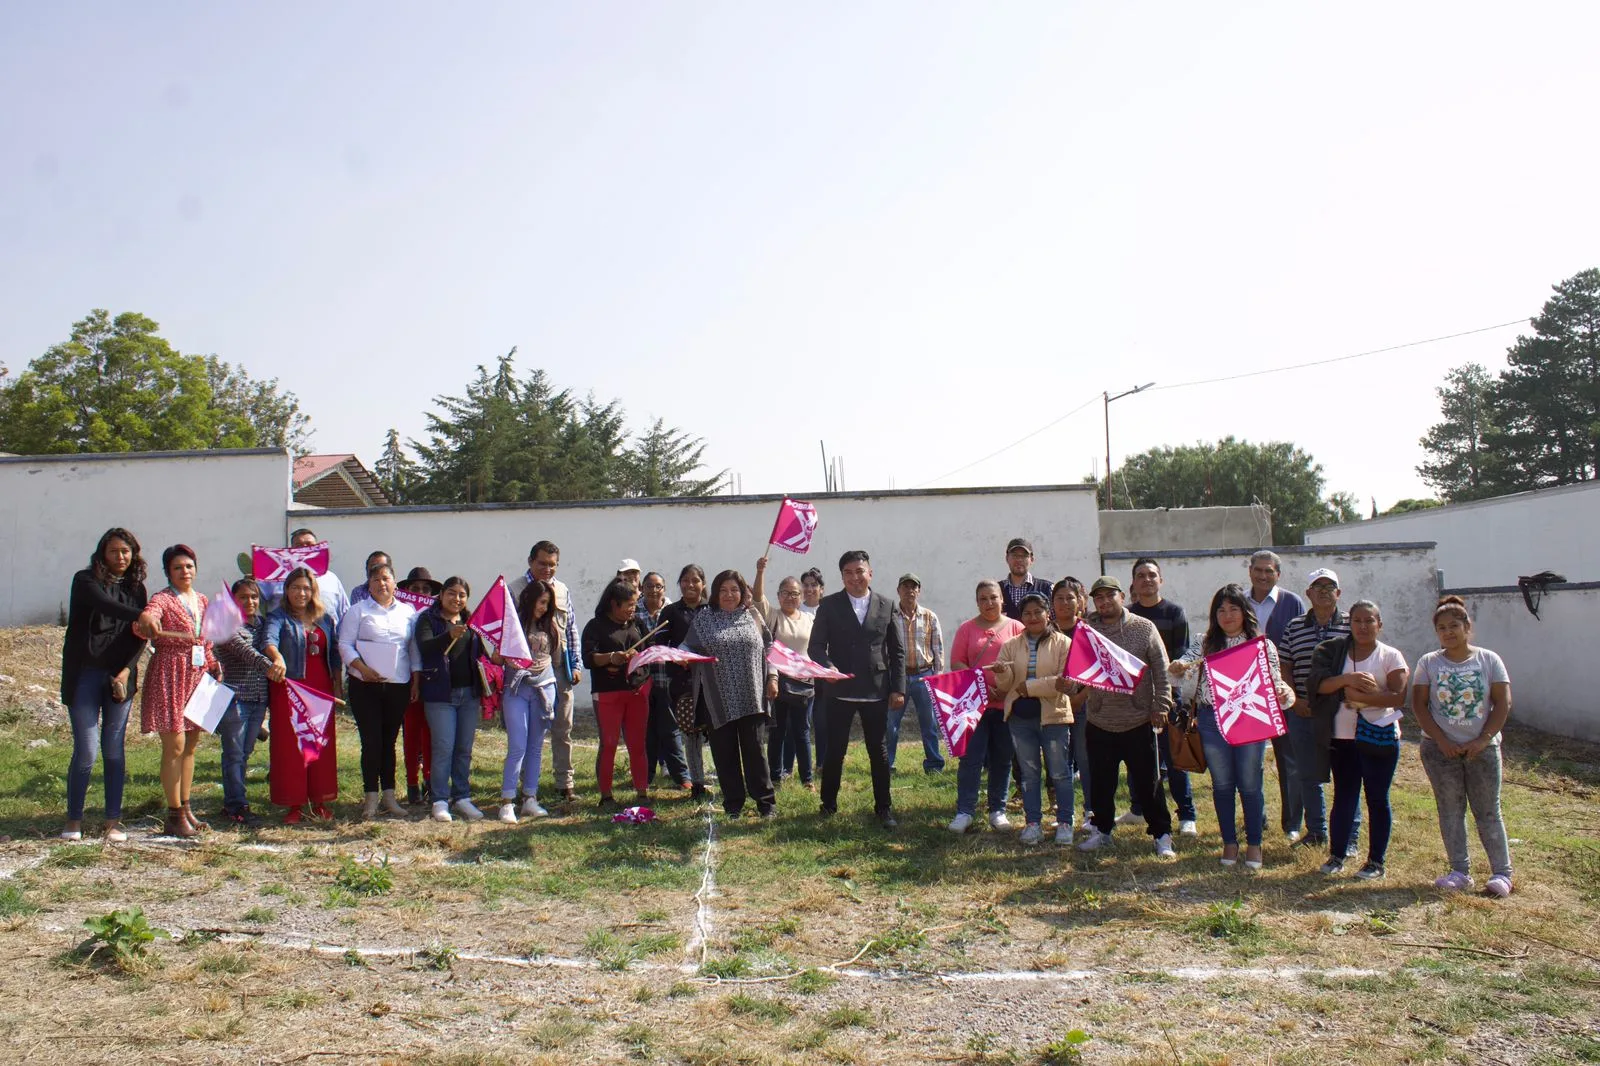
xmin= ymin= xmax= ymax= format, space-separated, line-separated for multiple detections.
xmin=403 ymin=699 xmax=431 ymax=788
xmin=595 ymin=688 xmax=649 ymax=796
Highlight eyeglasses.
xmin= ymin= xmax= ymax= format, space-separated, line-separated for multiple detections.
xmin=1309 ymin=583 xmax=1338 ymax=593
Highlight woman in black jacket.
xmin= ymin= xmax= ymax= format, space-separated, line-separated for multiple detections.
xmin=60 ymin=528 xmax=150 ymax=842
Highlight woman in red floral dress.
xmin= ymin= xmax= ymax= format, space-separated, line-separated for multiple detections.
xmin=138 ymin=544 xmax=221 ymax=838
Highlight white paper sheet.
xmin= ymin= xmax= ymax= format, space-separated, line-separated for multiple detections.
xmin=356 ymin=640 xmax=402 ymax=682
xmin=182 ymin=673 xmax=236 ymax=734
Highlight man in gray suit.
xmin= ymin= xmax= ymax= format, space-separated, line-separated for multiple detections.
xmin=807 ymin=550 xmax=907 ymax=827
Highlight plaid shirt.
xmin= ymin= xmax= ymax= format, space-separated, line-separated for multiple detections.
xmin=894 ymin=604 xmax=944 ymax=674
xmin=1000 ymin=575 xmax=1052 ymax=621
xmin=636 ymin=601 xmax=670 ymax=685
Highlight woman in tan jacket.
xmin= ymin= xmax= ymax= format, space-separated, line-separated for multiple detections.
xmin=988 ymin=593 xmax=1079 ymax=845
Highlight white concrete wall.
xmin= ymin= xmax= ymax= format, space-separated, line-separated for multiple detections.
xmin=308 ymin=485 xmax=1103 ymax=643
xmin=1305 ymin=481 xmax=1600 ymax=587
xmin=1100 ymin=505 xmax=1272 ymax=554
xmin=0 ymin=450 xmax=292 ymax=625
xmin=1439 ymin=584 xmax=1600 ymax=742
xmin=1102 ymin=543 xmax=1441 ymax=670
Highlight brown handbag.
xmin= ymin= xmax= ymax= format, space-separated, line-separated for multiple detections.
xmin=1167 ymin=704 xmax=1207 ymax=773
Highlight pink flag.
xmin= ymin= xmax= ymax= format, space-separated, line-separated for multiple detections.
xmin=766 ymin=641 xmax=854 ymax=682
xmin=1204 ymin=637 xmax=1287 ymax=745
xmin=768 ymin=497 xmax=819 ymax=554
xmin=252 ymin=541 xmax=330 ymax=581
xmin=627 ymin=645 xmax=716 ymax=674
xmin=284 ymin=678 xmax=335 ymax=765
xmin=468 ymin=576 xmax=534 ymax=668
xmin=1065 ymin=623 xmax=1148 ymax=694
xmin=924 ymin=668 xmax=990 ymax=758
xmin=394 ymin=588 xmax=436 ymax=611
xmin=200 ymin=582 xmax=244 ymax=643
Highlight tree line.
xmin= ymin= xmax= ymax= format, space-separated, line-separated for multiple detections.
xmin=0 ymin=314 xmax=726 ymax=503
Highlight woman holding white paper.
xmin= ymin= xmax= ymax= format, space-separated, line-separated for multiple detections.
xmin=137 ymin=544 xmax=222 ymax=839
xmin=338 ymin=561 xmax=421 ymax=820
xmin=1171 ymin=584 xmax=1295 ymax=870
xmin=1309 ymin=601 xmax=1409 ymax=881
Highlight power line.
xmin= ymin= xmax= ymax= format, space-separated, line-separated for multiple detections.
xmin=913 ymin=316 xmax=1527 ymax=488
xmin=1148 ymin=318 xmax=1527 ymax=392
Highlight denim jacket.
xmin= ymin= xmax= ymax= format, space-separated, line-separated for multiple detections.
xmin=263 ymin=607 xmax=342 ymax=681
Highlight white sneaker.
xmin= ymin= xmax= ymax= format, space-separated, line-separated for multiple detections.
xmin=948 ymin=813 xmax=973 ymax=833
xmin=520 ymin=798 xmax=547 ymax=819
xmin=1154 ymin=834 xmax=1176 ymax=859
xmin=499 ymin=803 xmax=518 ymax=824
xmin=1080 ymin=811 xmax=1096 ymax=830
xmin=430 ymin=801 xmax=452 ymax=822
xmin=453 ymin=799 xmax=485 ymax=822
xmin=1054 ymin=824 xmax=1073 ymax=845
xmin=1018 ymin=823 xmax=1042 ymax=845
xmin=1077 ymin=827 xmax=1111 ymax=851
xmin=1286 ymin=830 xmax=1302 ymax=844
xmin=1116 ymin=810 xmax=1143 ymax=826
xmin=1179 ymin=820 xmax=1198 ymax=836
xmin=58 ymin=829 xmax=82 ymax=841
xmin=988 ymin=811 xmax=1012 ymax=830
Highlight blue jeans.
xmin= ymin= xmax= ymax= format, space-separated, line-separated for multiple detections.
xmin=218 ymin=697 xmax=268 ymax=811
xmin=502 ymin=671 xmax=555 ymax=799
xmin=66 ymin=668 xmax=133 ymax=821
xmin=1330 ymin=739 xmax=1398 ymax=865
xmin=425 ymin=685 xmax=479 ymax=803
xmin=1008 ymin=717 xmax=1074 ymax=827
xmin=955 ymin=708 xmax=1013 ymax=817
xmin=1072 ymin=717 xmax=1091 ymax=816
xmin=646 ymin=680 xmax=691 ymax=785
xmin=769 ymin=695 xmax=814 ymax=784
xmin=1286 ymin=711 xmax=1330 ymax=837
xmin=888 ymin=674 xmax=946 ymax=772
xmin=1197 ymin=705 xmax=1267 ymax=846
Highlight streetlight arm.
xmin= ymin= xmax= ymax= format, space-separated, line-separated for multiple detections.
xmin=1103 ymin=382 xmax=1156 ymax=511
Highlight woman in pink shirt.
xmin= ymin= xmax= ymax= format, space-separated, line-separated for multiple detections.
xmin=947 ymin=580 xmax=1025 ymax=834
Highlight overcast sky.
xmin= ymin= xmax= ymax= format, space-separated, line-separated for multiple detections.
xmin=3 ymin=2 xmax=1596 ymax=512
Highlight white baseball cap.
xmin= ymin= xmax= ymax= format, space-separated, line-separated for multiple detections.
xmin=618 ymin=558 xmax=642 ymax=574
xmin=1306 ymin=568 xmax=1340 ymax=589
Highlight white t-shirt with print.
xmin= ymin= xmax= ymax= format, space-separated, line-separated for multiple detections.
xmin=1335 ymin=642 xmax=1408 ymax=740
xmin=1416 ymin=646 xmax=1510 ymax=746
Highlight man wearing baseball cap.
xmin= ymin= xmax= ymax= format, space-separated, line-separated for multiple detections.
xmin=1000 ymin=538 xmax=1052 ymax=622
xmin=890 ymin=573 xmax=946 ymax=774
xmin=1279 ymin=568 xmax=1356 ymax=852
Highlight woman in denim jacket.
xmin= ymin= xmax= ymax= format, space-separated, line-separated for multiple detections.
xmin=263 ymin=566 xmax=343 ymax=823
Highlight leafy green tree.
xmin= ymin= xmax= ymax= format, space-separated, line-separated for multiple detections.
xmin=1416 ymin=362 xmax=1505 ymax=502
xmin=0 ymin=310 xmax=309 ymax=455
xmin=409 ymin=350 xmax=721 ymax=503
xmin=1490 ymin=268 xmax=1600 ymax=488
xmin=1105 ymin=437 xmax=1354 ymax=545
xmin=373 ymin=428 xmax=422 ymax=504
xmin=623 ymin=418 xmax=727 ymax=497
xmin=1384 ymin=497 xmax=1443 ymax=515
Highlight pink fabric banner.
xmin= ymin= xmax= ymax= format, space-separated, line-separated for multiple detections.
xmin=200 ymin=581 xmax=244 ymax=644
xmin=394 ymin=588 xmax=436 ymax=611
xmin=767 ymin=497 xmax=819 ymax=554
xmin=468 ymin=576 xmax=534 ymax=668
xmin=284 ymin=678 xmax=335 ymax=766
xmin=1065 ymin=623 xmax=1147 ymax=694
xmin=627 ymin=645 xmax=716 ymax=674
xmin=252 ymin=541 xmax=330 ymax=581
xmin=924 ymin=668 xmax=990 ymax=758
xmin=1204 ymin=636 xmax=1287 ymax=745
xmin=766 ymin=641 xmax=853 ymax=681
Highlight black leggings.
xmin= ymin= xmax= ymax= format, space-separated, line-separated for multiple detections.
xmin=348 ymin=680 xmax=410 ymax=792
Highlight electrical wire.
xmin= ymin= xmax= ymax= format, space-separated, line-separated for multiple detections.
xmin=912 ymin=316 xmax=1526 ymax=487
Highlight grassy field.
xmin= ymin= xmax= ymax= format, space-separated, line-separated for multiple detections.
xmin=0 ymin=671 xmax=1597 ymax=1064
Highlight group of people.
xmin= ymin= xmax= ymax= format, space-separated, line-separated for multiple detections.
xmin=58 ymin=527 xmax=1516 ymax=896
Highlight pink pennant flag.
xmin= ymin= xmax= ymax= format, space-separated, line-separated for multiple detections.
xmin=284 ymin=678 xmax=335 ymax=765
xmin=394 ymin=588 xmax=436 ymax=611
xmin=1065 ymin=623 xmax=1148 ymax=694
xmin=627 ymin=644 xmax=716 ymax=674
xmin=924 ymin=668 xmax=990 ymax=758
xmin=468 ymin=576 xmax=535 ymax=668
xmin=766 ymin=641 xmax=854 ymax=682
xmin=252 ymin=541 xmax=330 ymax=581
xmin=768 ymin=497 xmax=819 ymax=555
xmin=1204 ymin=637 xmax=1287 ymax=745
xmin=200 ymin=582 xmax=244 ymax=644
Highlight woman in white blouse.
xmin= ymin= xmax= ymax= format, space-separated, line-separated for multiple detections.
xmin=337 ymin=561 xmax=422 ymax=819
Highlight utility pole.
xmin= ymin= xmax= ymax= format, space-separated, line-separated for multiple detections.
xmin=1103 ymin=382 xmax=1155 ymax=510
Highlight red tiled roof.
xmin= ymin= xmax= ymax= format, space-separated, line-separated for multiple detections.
xmin=293 ymin=453 xmax=355 ymax=489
